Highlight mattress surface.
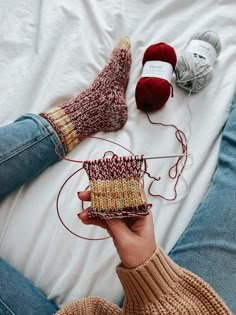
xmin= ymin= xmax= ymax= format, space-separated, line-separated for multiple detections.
xmin=0 ymin=0 xmax=236 ymax=307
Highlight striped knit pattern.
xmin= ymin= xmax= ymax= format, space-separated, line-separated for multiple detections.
xmin=40 ymin=36 xmax=131 ymax=153
xmin=56 ymin=247 xmax=232 ymax=315
xmin=83 ymin=155 xmax=150 ymax=219
xmin=40 ymin=107 xmax=79 ymax=153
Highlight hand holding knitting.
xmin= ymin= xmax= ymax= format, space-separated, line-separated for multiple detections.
xmin=78 ymin=191 xmax=157 ymax=269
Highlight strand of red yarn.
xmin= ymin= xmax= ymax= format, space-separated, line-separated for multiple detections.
xmin=54 ymin=135 xmax=134 ymax=163
xmin=55 ymin=166 xmax=108 ymax=240
xmin=135 ymin=41 xmax=188 ymax=200
xmin=145 ymin=112 xmax=188 ymax=201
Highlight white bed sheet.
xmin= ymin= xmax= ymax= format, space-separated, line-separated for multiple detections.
xmin=0 ymin=0 xmax=236 ymax=307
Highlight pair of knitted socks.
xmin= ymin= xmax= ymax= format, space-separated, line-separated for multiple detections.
xmin=40 ymin=36 xmax=132 ymax=153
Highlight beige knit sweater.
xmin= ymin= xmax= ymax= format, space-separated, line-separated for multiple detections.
xmin=56 ymin=247 xmax=232 ymax=314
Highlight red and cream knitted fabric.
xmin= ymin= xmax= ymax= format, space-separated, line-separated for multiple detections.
xmin=40 ymin=36 xmax=132 ymax=153
xmin=83 ymin=155 xmax=150 ymax=219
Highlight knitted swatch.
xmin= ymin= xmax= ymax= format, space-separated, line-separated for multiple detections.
xmin=40 ymin=36 xmax=132 ymax=153
xmin=83 ymin=155 xmax=150 ymax=219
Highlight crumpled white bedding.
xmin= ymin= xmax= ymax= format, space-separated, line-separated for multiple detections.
xmin=0 ymin=0 xmax=236 ymax=308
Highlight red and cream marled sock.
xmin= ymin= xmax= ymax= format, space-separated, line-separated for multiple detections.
xmin=40 ymin=36 xmax=132 ymax=153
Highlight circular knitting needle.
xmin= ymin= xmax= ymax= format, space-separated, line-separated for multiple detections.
xmin=144 ymin=153 xmax=190 ymax=160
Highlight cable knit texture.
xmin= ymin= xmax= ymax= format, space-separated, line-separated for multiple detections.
xmin=56 ymin=247 xmax=232 ymax=315
xmin=40 ymin=36 xmax=131 ymax=153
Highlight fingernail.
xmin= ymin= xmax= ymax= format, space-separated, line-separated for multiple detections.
xmin=77 ymin=192 xmax=81 ymax=198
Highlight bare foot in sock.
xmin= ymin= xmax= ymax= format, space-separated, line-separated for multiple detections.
xmin=40 ymin=36 xmax=132 ymax=153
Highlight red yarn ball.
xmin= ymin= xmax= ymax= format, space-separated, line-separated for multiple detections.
xmin=135 ymin=42 xmax=177 ymax=112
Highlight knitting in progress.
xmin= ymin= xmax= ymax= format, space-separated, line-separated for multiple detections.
xmin=83 ymin=155 xmax=151 ymax=219
xmin=40 ymin=36 xmax=132 ymax=153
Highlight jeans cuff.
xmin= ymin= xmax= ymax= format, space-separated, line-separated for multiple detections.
xmin=29 ymin=114 xmax=66 ymax=158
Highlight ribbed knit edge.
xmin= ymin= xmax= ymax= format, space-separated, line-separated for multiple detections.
xmin=116 ymin=247 xmax=183 ymax=305
xmin=56 ymin=246 xmax=232 ymax=314
xmin=40 ymin=107 xmax=80 ymax=153
xmin=116 ymin=247 xmax=232 ymax=314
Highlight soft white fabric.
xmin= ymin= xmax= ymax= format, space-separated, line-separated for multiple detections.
xmin=0 ymin=0 xmax=236 ymax=308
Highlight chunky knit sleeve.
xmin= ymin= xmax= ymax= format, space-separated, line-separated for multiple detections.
xmin=56 ymin=247 xmax=232 ymax=315
xmin=116 ymin=247 xmax=232 ymax=314
xmin=55 ymin=296 xmax=122 ymax=315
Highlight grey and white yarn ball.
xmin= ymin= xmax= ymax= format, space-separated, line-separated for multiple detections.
xmin=175 ymin=30 xmax=222 ymax=93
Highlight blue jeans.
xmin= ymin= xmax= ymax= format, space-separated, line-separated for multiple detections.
xmin=0 ymin=114 xmax=65 ymax=201
xmin=169 ymin=96 xmax=236 ymax=313
xmin=0 ymin=258 xmax=57 ymax=315
xmin=0 ymin=114 xmax=64 ymax=314
xmin=0 ymin=95 xmax=236 ymax=314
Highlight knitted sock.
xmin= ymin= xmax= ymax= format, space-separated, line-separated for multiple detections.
xmin=40 ymin=36 xmax=131 ymax=153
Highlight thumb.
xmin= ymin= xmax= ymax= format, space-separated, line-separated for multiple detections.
xmin=106 ymin=219 xmax=132 ymax=241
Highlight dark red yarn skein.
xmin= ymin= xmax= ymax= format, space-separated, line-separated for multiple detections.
xmin=135 ymin=42 xmax=177 ymax=112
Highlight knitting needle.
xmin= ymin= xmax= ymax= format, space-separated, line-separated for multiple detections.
xmin=144 ymin=153 xmax=190 ymax=160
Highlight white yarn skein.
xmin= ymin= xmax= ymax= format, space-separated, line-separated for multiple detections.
xmin=175 ymin=31 xmax=222 ymax=93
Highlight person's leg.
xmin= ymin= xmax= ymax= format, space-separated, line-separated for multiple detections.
xmin=0 ymin=37 xmax=132 ymax=312
xmin=169 ymin=94 xmax=236 ymax=313
xmin=0 ymin=257 xmax=57 ymax=315
xmin=40 ymin=36 xmax=131 ymax=154
xmin=0 ymin=114 xmax=65 ymax=200
xmin=0 ymin=36 xmax=131 ymax=201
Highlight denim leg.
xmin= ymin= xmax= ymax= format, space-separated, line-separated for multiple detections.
xmin=0 ymin=257 xmax=58 ymax=315
xmin=0 ymin=114 xmax=64 ymax=313
xmin=169 ymin=95 xmax=236 ymax=313
xmin=0 ymin=114 xmax=65 ymax=200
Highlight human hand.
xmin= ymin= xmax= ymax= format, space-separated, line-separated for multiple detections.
xmin=77 ymin=191 xmax=157 ymax=269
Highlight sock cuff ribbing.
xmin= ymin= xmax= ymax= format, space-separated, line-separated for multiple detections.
xmin=40 ymin=107 xmax=79 ymax=153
